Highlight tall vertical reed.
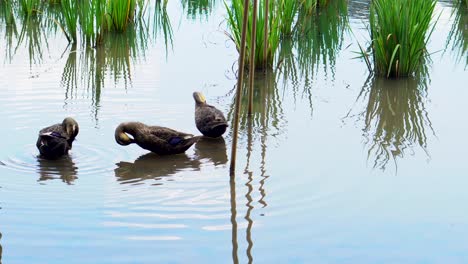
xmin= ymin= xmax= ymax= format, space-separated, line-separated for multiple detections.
xmin=369 ymin=0 xmax=437 ymax=78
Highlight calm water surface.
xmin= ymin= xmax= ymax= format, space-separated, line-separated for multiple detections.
xmin=0 ymin=0 xmax=467 ymax=263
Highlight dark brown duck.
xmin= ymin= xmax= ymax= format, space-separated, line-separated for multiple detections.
xmin=115 ymin=122 xmax=201 ymax=155
xmin=193 ymin=92 xmax=228 ymax=138
xmin=36 ymin=117 xmax=79 ymax=159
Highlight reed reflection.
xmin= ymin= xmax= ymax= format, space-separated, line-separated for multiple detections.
xmin=181 ymin=0 xmax=216 ymax=20
xmin=445 ymin=0 xmax=467 ymax=67
xmin=114 ymin=153 xmax=201 ymax=185
xmin=151 ymin=0 xmax=173 ymax=55
xmin=228 ymin=71 xmax=285 ymax=140
xmin=356 ymin=75 xmax=434 ymax=171
xmin=36 ymin=156 xmax=78 ymax=184
xmin=193 ymin=137 xmax=228 ymax=166
xmin=280 ymin=0 xmax=347 ymax=86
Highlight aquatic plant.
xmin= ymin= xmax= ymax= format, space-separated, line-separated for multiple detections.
xmin=278 ymin=0 xmax=298 ymax=36
xmin=19 ymin=0 xmax=40 ymax=17
xmin=81 ymin=0 xmax=109 ymax=45
xmin=60 ymin=0 xmax=78 ymax=42
xmin=300 ymin=0 xmax=330 ymax=14
xmin=108 ymin=0 xmax=136 ymax=32
xmin=1 ymin=0 xmax=15 ymax=24
xmin=225 ymin=0 xmax=282 ymax=69
xmin=366 ymin=0 xmax=437 ymax=78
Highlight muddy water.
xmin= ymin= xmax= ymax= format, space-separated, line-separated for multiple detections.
xmin=0 ymin=0 xmax=467 ymax=263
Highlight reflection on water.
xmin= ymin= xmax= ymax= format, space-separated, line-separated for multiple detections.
xmin=151 ymin=0 xmax=173 ymax=55
xmin=193 ymin=137 xmax=228 ymax=166
xmin=114 ymin=153 xmax=201 ymax=185
xmin=445 ymin=1 xmax=468 ymax=67
xmin=61 ymin=24 xmax=151 ymax=121
xmin=15 ymin=16 xmax=50 ymax=66
xmin=36 ymin=156 xmax=78 ymax=184
xmin=350 ymin=75 xmax=434 ymax=171
xmin=280 ymin=0 xmax=348 ymax=84
xmin=181 ymin=0 xmax=217 ymax=20
xmin=0 ymin=232 xmax=2 ymax=264
xmin=347 ymin=0 xmax=370 ymax=20
xmin=227 ymin=71 xmax=286 ymax=140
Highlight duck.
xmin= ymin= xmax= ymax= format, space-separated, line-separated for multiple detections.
xmin=193 ymin=91 xmax=228 ymax=138
xmin=36 ymin=117 xmax=79 ymax=159
xmin=115 ymin=122 xmax=201 ymax=155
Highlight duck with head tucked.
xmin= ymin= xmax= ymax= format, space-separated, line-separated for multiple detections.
xmin=36 ymin=117 xmax=79 ymax=159
xmin=115 ymin=122 xmax=201 ymax=155
xmin=193 ymin=91 xmax=228 ymax=138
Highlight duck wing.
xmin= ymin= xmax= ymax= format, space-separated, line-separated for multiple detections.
xmin=37 ymin=124 xmax=71 ymax=159
xmin=139 ymin=126 xmax=200 ymax=155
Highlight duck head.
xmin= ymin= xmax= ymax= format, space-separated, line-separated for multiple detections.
xmin=62 ymin=117 xmax=79 ymax=139
xmin=115 ymin=123 xmax=136 ymax=146
xmin=193 ymin=91 xmax=206 ymax=105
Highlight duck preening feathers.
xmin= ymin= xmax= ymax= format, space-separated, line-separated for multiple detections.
xmin=193 ymin=92 xmax=228 ymax=138
xmin=115 ymin=122 xmax=201 ymax=155
xmin=36 ymin=117 xmax=79 ymax=159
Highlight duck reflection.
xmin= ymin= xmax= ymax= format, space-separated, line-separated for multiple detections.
xmin=193 ymin=137 xmax=228 ymax=166
xmin=114 ymin=153 xmax=201 ymax=184
xmin=358 ymin=76 xmax=434 ymax=171
xmin=36 ymin=156 xmax=78 ymax=184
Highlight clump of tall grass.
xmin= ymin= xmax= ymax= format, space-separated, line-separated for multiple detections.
xmin=60 ymin=0 xmax=78 ymax=42
xmin=366 ymin=0 xmax=437 ymax=78
xmin=300 ymin=0 xmax=330 ymax=14
xmin=225 ymin=0 xmax=282 ymax=69
xmin=19 ymin=0 xmax=41 ymax=17
xmin=108 ymin=0 xmax=136 ymax=32
xmin=77 ymin=0 xmax=108 ymax=45
xmin=1 ymin=0 xmax=15 ymax=24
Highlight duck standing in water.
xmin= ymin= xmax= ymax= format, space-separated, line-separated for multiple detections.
xmin=115 ymin=122 xmax=201 ymax=155
xmin=36 ymin=117 xmax=79 ymax=159
xmin=193 ymin=91 xmax=228 ymax=138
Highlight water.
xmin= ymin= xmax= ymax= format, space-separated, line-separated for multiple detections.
xmin=0 ymin=0 xmax=467 ymax=263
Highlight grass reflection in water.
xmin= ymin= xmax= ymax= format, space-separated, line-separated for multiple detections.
xmin=445 ymin=0 xmax=468 ymax=68
xmin=349 ymin=74 xmax=434 ymax=171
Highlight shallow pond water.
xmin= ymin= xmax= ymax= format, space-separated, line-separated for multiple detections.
xmin=0 ymin=0 xmax=467 ymax=263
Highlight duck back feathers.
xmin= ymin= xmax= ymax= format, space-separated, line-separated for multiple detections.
xmin=36 ymin=117 xmax=79 ymax=159
xmin=115 ymin=122 xmax=200 ymax=155
xmin=193 ymin=92 xmax=228 ymax=138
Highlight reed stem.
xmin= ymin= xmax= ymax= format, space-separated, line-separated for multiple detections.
xmin=230 ymin=0 xmax=250 ymax=176
xmin=248 ymin=0 xmax=258 ymax=115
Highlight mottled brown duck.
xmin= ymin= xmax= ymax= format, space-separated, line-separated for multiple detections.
xmin=36 ymin=117 xmax=79 ymax=159
xmin=193 ymin=91 xmax=228 ymax=138
xmin=115 ymin=122 xmax=201 ymax=155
